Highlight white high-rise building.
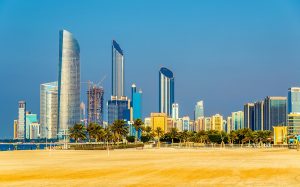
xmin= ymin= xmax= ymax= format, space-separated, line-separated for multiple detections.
xmin=40 ymin=82 xmax=58 ymax=139
xmin=172 ymin=103 xmax=179 ymax=120
xmin=58 ymin=30 xmax=80 ymax=137
xmin=112 ymin=40 xmax=124 ymax=98
xmin=17 ymin=101 xmax=26 ymax=139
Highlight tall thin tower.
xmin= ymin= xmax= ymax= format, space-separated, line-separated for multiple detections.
xmin=112 ymin=40 xmax=124 ymax=98
xmin=57 ymin=30 xmax=80 ymax=136
xmin=159 ymin=67 xmax=174 ymax=116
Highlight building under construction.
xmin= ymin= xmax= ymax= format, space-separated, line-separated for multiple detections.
xmin=87 ymin=85 xmax=104 ymax=125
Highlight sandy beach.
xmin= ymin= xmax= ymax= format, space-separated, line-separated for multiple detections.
xmin=0 ymin=148 xmax=300 ymax=186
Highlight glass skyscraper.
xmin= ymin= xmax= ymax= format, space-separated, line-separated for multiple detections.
xmin=254 ymin=101 xmax=264 ymax=130
xmin=159 ymin=67 xmax=174 ymax=117
xmin=112 ymin=40 xmax=124 ymax=98
xmin=131 ymin=84 xmax=142 ymax=120
xmin=25 ymin=112 xmax=38 ymax=139
xmin=108 ymin=97 xmax=130 ymax=124
xmin=244 ymin=103 xmax=254 ymax=129
xmin=264 ymin=96 xmax=287 ymax=130
xmin=231 ymin=111 xmax=244 ymax=130
xmin=40 ymin=82 xmax=58 ymax=139
xmin=288 ymin=87 xmax=300 ymax=114
xmin=58 ymin=30 xmax=80 ymax=136
xmin=194 ymin=100 xmax=204 ymax=120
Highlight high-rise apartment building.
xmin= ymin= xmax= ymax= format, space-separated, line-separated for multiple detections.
xmin=40 ymin=82 xmax=58 ymax=139
xmin=87 ymin=86 xmax=104 ymax=125
xmin=112 ymin=40 xmax=124 ymax=98
xmin=17 ymin=101 xmax=26 ymax=140
xmin=244 ymin=103 xmax=254 ymax=129
xmin=159 ymin=67 xmax=174 ymax=117
xmin=288 ymin=87 xmax=300 ymax=114
xmin=26 ymin=112 xmax=38 ymax=139
xmin=232 ymin=111 xmax=244 ymax=130
xmin=264 ymin=96 xmax=287 ymax=130
xmin=211 ymin=114 xmax=223 ymax=131
xmin=58 ymin=30 xmax=80 ymax=136
xmin=194 ymin=100 xmax=204 ymax=120
xmin=172 ymin=103 xmax=179 ymax=121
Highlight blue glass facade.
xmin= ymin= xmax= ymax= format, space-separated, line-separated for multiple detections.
xmin=254 ymin=101 xmax=264 ymax=131
xmin=159 ymin=67 xmax=174 ymax=117
xmin=264 ymin=96 xmax=287 ymax=130
xmin=244 ymin=103 xmax=254 ymax=130
xmin=108 ymin=98 xmax=130 ymax=124
xmin=26 ymin=113 xmax=38 ymax=139
xmin=288 ymin=87 xmax=300 ymax=114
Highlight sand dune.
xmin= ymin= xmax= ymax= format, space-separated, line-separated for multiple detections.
xmin=0 ymin=148 xmax=299 ymax=186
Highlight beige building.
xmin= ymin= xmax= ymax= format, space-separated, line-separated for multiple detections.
xmin=227 ymin=116 xmax=232 ymax=133
xmin=204 ymin=117 xmax=211 ymax=131
xmin=13 ymin=120 xmax=18 ymax=139
xmin=211 ymin=114 xmax=223 ymax=131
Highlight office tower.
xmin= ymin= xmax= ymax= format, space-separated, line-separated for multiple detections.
xmin=159 ymin=67 xmax=174 ymax=116
xmin=182 ymin=116 xmax=190 ymax=131
xmin=112 ymin=40 xmax=124 ymax=98
xmin=29 ymin=123 xmax=40 ymax=139
xmin=211 ymin=114 xmax=223 ymax=131
xmin=254 ymin=101 xmax=264 ymax=131
xmin=87 ymin=86 xmax=104 ymax=125
xmin=172 ymin=103 xmax=179 ymax=121
xmin=264 ymin=96 xmax=287 ymax=130
xmin=108 ymin=96 xmax=130 ymax=124
xmin=231 ymin=111 xmax=244 ymax=130
xmin=131 ymin=84 xmax=142 ymax=120
xmin=287 ymin=113 xmax=300 ymax=136
xmin=244 ymin=103 xmax=254 ymax=129
xmin=194 ymin=100 xmax=204 ymax=120
xmin=204 ymin=117 xmax=211 ymax=131
xmin=80 ymin=102 xmax=86 ymax=124
xmin=288 ymin=87 xmax=300 ymax=114
xmin=13 ymin=120 xmax=18 ymax=139
xmin=150 ymin=113 xmax=167 ymax=133
xmin=40 ymin=82 xmax=58 ymax=139
xmin=17 ymin=101 xmax=26 ymax=139
xmin=227 ymin=116 xmax=232 ymax=133
xmin=58 ymin=30 xmax=80 ymax=136
xmin=25 ymin=112 xmax=38 ymax=139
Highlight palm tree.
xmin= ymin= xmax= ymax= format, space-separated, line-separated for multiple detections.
xmin=154 ymin=127 xmax=164 ymax=148
xmin=69 ymin=123 xmax=87 ymax=143
xmin=111 ymin=120 xmax=129 ymax=144
xmin=95 ymin=127 xmax=105 ymax=142
xmin=195 ymin=130 xmax=208 ymax=144
xmin=133 ymin=119 xmax=144 ymax=143
xmin=87 ymin=123 xmax=101 ymax=142
xmin=169 ymin=128 xmax=178 ymax=145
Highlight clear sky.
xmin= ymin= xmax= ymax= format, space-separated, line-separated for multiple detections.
xmin=1 ymin=0 xmax=300 ymax=138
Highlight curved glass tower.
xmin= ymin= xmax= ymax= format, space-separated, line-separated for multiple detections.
xmin=159 ymin=67 xmax=174 ymax=116
xmin=58 ymin=30 xmax=80 ymax=136
xmin=112 ymin=40 xmax=124 ymax=98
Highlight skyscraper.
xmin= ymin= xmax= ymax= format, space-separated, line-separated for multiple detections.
xmin=254 ymin=101 xmax=264 ymax=130
xmin=131 ymin=84 xmax=142 ymax=120
xmin=288 ymin=87 xmax=300 ymax=114
xmin=194 ymin=100 xmax=204 ymax=120
xmin=112 ymin=40 xmax=124 ymax=98
xmin=172 ymin=103 xmax=179 ymax=121
xmin=264 ymin=96 xmax=287 ymax=130
xmin=17 ymin=101 xmax=26 ymax=140
xmin=25 ymin=112 xmax=38 ymax=139
xmin=87 ymin=86 xmax=104 ymax=125
xmin=211 ymin=114 xmax=223 ymax=131
xmin=40 ymin=82 xmax=58 ymax=139
xmin=57 ymin=30 xmax=80 ymax=136
xmin=231 ymin=111 xmax=244 ymax=130
xmin=159 ymin=67 xmax=174 ymax=116
xmin=244 ymin=103 xmax=254 ymax=129
xmin=108 ymin=96 xmax=131 ymax=124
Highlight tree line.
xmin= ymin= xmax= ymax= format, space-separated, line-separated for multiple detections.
xmin=69 ymin=119 xmax=273 ymax=145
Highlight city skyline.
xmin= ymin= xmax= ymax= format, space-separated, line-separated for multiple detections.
xmin=1 ymin=0 xmax=300 ymax=138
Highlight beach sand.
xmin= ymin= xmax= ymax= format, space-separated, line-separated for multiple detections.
xmin=0 ymin=148 xmax=300 ymax=186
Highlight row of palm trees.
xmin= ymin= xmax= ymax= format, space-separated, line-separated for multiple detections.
xmin=69 ymin=120 xmax=273 ymax=145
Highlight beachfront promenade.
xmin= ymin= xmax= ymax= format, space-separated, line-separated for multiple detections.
xmin=0 ymin=148 xmax=300 ymax=186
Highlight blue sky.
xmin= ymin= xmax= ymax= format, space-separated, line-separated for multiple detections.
xmin=0 ymin=0 xmax=300 ymax=138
